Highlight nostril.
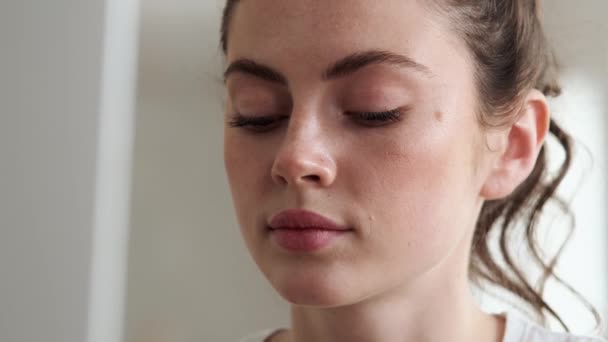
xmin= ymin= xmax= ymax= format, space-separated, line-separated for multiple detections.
xmin=270 ymin=154 xmax=336 ymax=187
xmin=274 ymin=174 xmax=288 ymax=185
xmin=302 ymin=175 xmax=321 ymax=182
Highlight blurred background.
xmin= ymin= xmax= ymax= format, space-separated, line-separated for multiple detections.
xmin=2 ymin=1 xmax=607 ymax=342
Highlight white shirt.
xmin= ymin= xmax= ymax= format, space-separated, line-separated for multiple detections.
xmin=238 ymin=312 xmax=606 ymax=342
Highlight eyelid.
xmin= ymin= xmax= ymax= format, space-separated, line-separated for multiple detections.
xmin=345 ymin=108 xmax=401 ymax=117
xmin=227 ymin=106 xmax=408 ymax=131
xmin=227 ymin=113 xmax=288 ymax=131
xmin=346 ymin=107 xmax=406 ymax=117
xmin=344 ymin=107 xmax=407 ymax=126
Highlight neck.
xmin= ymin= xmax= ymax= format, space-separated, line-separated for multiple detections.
xmin=284 ymin=225 xmax=504 ymax=342
xmin=289 ymin=280 xmax=493 ymax=342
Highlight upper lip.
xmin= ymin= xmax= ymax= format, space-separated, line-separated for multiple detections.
xmin=268 ymin=209 xmax=350 ymax=231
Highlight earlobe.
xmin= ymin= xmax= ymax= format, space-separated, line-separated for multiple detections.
xmin=480 ymin=89 xmax=550 ymax=200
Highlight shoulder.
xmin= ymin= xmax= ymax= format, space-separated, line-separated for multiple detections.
xmin=502 ymin=312 xmax=607 ymax=342
xmin=237 ymin=328 xmax=285 ymax=342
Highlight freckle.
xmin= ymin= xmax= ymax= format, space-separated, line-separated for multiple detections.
xmin=384 ymin=150 xmax=411 ymax=162
xmin=434 ymin=110 xmax=443 ymax=122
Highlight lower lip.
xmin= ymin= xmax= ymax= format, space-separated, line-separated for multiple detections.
xmin=270 ymin=228 xmax=350 ymax=252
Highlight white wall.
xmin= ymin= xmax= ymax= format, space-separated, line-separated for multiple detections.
xmin=125 ymin=1 xmax=608 ymax=341
xmin=1 ymin=1 xmax=139 ymax=342
xmin=541 ymin=0 xmax=608 ymax=333
xmin=479 ymin=2 xmax=608 ymax=331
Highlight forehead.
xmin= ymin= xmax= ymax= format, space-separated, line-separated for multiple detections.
xmin=225 ymin=0 xmax=473 ymax=95
xmin=227 ymin=0 xmax=445 ymax=59
xmin=232 ymin=0 xmax=425 ymax=32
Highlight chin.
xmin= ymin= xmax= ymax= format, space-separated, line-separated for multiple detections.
xmin=276 ymin=285 xmax=351 ymax=308
xmin=268 ymin=269 xmax=364 ymax=308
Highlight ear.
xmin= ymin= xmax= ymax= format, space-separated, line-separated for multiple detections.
xmin=480 ymin=89 xmax=550 ymax=200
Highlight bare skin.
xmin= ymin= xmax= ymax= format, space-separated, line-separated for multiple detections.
xmin=223 ymin=1 xmax=549 ymax=341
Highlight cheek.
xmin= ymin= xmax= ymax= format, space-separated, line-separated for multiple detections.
xmin=223 ymin=132 xmax=274 ymax=229
xmin=347 ymin=123 xmax=478 ymax=276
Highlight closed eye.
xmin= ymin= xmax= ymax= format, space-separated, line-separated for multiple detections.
xmin=227 ymin=107 xmax=406 ymax=131
xmin=227 ymin=114 xmax=288 ymax=132
xmin=345 ymin=108 xmax=405 ymax=126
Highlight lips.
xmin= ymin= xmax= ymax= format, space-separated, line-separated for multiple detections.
xmin=268 ymin=209 xmax=350 ymax=231
xmin=268 ymin=209 xmax=352 ymax=252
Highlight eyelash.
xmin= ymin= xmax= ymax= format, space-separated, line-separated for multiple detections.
xmin=228 ymin=108 xmax=405 ymax=131
xmin=228 ymin=115 xmax=288 ymax=130
xmin=345 ymin=108 xmax=404 ymax=124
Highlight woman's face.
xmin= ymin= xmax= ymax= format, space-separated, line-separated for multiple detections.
xmin=223 ymin=0 xmax=493 ymax=306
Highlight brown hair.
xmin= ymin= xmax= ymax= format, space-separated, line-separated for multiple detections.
xmin=425 ymin=0 xmax=600 ymax=331
xmin=220 ymin=0 xmax=600 ymax=332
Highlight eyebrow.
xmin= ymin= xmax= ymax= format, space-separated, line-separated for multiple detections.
xmin=223 ymin=49 xmax=434 ymax=85
xmin=323 ymin=50 xmax=434 ymax=79
xmin=223 ymin=59 xmax=288 ymax=85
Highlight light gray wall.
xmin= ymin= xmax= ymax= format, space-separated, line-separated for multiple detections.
xmin=125 ymin=1 xmax=608 ymax=341
xmin=0 ymin=2 xmax=104 ymax=342
xmin=1 ymin=1 xmax=139 ymax=342
xmin=124 ymin=2 xmax=288 ymax=342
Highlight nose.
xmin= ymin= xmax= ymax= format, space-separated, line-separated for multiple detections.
xmin=271 ymin=116 xmax=337 ymax=188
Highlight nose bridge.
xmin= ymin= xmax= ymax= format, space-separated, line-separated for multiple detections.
xmin=272 ymin=105 xmax=336 ymax=187
xmin=277 ymin=107 xmax=326 ymax=168
xmin=282 ymin=84 xmax=327 ymax=143
xmin=282 ymin=82 xmax=328 ymax=146
xmin=283 ymin=107 xmax=322 ymax=149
